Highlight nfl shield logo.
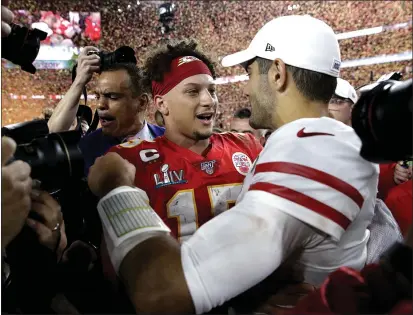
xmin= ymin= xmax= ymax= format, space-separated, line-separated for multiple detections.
xmin=200 ymin=160 xmax=216 ymax=175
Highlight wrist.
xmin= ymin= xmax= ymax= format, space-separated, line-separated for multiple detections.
xmin=101 ymin=180 xmax=135 ymax=198
xmin=72 ymin=76 xmax=88 ymax=89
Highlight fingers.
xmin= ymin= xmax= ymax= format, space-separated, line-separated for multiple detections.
xmin=31 ymin=190 xmax=60 ymax=209
xmin=1 ymin=6 xmax=14 ymax=38
xmin=1 ymin=136 xmax=16 ymax=165
xmin=79 ymin=54 xmax=100 ymax=64
xmin=80 ymin=46 xmax=100 ymax=56
xmin=26 ymin=218 xmax=53 ymax=245
xmin=31 ymin=193 xmax=62 ymax=230
xmin=394 ymin=175 xmax=408 ymax=185
xmin=6 ymin=160 xmax=31 ymax=180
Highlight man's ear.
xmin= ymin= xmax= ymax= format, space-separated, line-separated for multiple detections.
xmin=154 ymin=95 xmax=169 ymax=116
xmin=268 ymin=59 xmax=288 ymax=92
xmin=138 ymin=93 xmax=150 ymax=111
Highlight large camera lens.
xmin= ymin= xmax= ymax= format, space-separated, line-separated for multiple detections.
xmin=352 ymin=79 xmax=412 ymax=163
xmin=1 ymin=23 xmax=47 ymax=74
xmin=13 ymin=131 xmax=84 ymax=191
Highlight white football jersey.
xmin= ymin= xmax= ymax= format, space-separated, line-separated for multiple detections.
xmin=238 ymin=117 xmax=379 ymax=284
xmin=181 ymin=117 xmax=379 ymax=314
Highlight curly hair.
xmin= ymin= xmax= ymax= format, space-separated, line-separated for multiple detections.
xmin=142 ymin=39 xmax=216 ymax=95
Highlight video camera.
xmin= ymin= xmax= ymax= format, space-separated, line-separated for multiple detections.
xmin=1 ymin=23 xmax=47 ymax=74
xmin=352 ymin=74 xmax=412 ymax=163
xmin=1 ymin=119 xmax=84 ymax=192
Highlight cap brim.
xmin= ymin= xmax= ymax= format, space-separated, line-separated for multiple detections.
xmin=221 ymin=49 xmax=256 ymax=67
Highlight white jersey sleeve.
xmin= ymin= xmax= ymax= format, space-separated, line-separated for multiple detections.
xmin=181 ymin=196 xmax=315 ymax=314
xmin=239 ymin=117 xmax=379 ymax=241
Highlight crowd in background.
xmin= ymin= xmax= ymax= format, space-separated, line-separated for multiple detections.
xmin=2 ymin=0 xmax=412 ymax=129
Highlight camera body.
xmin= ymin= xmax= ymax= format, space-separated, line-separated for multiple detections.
xmin=1 ymin=23 xmax=47 ymax=74
xmin=86 ymin=45 xmax=137 ymax=71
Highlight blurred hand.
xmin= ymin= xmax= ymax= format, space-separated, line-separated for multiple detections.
xmin=1 ymin=136 xmax=32 ymax=249
xmin=394 ymin=162 xmax=412 ymax=185
xmin=1 ymin=3 xmax=14 ymax=38
xmin=26 ymin=191 xmax=67 ymax=259
xmin=255 ymin=283 xmax=316 ymax=315
xmin=62 ymin=240 xmax=98 ymax=271
xmin=88 ymin=152 xmax=136 ymax=198
xmin=74 ymin=46 xmax=101 ymax=86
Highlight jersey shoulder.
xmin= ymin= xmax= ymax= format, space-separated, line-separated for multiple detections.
xmin=214 ymin=132 xmax=262 ymax=158
xmin=258 ymin=117 xmax=379 ymax=205
xmin=108 ymin=137 xmax=161 ymax=166
xmin=263 ymin=117 xmax=365 ymax=163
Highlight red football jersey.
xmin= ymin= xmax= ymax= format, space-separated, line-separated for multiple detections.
xmin=109 ymin=133 xmax=262 ymax=241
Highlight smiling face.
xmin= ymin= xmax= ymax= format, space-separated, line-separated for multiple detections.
xmin=157 ymin=74 xmax=218 ymax=141
xmin=95 ymin=69 xmax=146 ymax=138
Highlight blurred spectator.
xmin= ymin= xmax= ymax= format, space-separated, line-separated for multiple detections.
xmin=230 ymin=107 xmax=264 ymax=143
xmin=42 ymin=107 xmax=54 ymax=121
xmin=328 ymin=78 xmax=358 ymax=126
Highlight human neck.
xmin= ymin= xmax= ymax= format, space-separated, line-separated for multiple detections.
xmin=165 ymin=129 xmax=210 ymax=155
xmin=276 ymin=96 xmax=329 ymax=127
xmin=118 ymin=119 xmax=145 ymax=140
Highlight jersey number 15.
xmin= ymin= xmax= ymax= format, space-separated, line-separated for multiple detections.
xmin=167 ymin=183 xmax=242 ymax=241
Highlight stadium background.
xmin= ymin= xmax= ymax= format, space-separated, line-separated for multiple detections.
xmin=2 ymin=0 xmax=412 ymax=129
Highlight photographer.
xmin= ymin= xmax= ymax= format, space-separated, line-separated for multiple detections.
xmin=2 ymin=137 xmax=70 ymax=313
xmin=78 ymin=62 xmax=164 ymax=174
xmin=47 ymin=46 xmax=100 ymax=133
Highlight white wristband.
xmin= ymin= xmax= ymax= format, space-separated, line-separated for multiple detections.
xmin=98 ymin=186 xmax=171 ymax=272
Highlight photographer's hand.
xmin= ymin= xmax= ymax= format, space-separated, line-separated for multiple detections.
xmin=1 ymin=1 xmax=14 ymax=38
xmin=1 ymin=136 xmax=32 ymax=250
xmin=47 ymin=46 xmax=100 ymax=133
xmin=74 ymin=46 xmax=101 ymax=86
xmin=394 ymin=162 xmax=412 ymax=185
xmin=26 ymin=191 xmax=68 ymax=260
xmin=88 ymin=152 xmax=136 ymax=198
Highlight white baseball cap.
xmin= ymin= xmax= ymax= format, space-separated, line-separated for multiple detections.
xmin=221 ymin=15 xmax=341 ymax=77
xmin=335 ymin=78 xmax=358 ymax=103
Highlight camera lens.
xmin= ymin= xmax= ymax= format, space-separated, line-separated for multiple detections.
xmin=13 ymin=131 xmax=84 ymax=191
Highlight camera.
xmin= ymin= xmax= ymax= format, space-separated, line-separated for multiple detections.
xmin=1 ymin=119 xmax=84 ymax=191
xmin=158 ymin=3 xmax=176 ymax=34
xmin=1 ymin=23 xmax=47 ymax=74
xmin=86 ymin=45 xmax=137 ymax=71
xmin=352 ymin=78 xmax=412 ymax=163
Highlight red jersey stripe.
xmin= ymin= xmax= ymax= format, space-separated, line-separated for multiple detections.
xmin=255 ymin=162 xmax=364 ymax=209
xmin=249 ymin=182 xmax=352 ymax=229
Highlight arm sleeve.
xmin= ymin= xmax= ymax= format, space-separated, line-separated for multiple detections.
xmin=181 ymin=191 xmax=315 ymax=314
